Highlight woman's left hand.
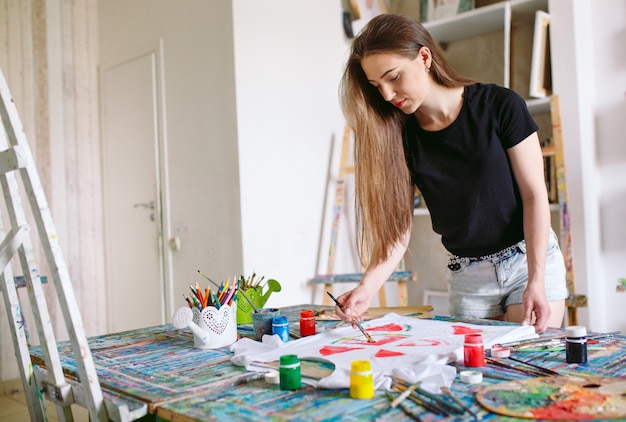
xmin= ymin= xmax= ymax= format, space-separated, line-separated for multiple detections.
xmin=521 ymin=283 xmax=551 ymax=333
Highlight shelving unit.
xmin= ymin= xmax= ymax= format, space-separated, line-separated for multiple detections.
xmin=410 ymin=0 xmax=582 ymax=325
xmin=424 ymin=0 xmax=548 ymax=89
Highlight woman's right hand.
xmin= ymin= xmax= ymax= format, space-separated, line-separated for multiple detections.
xmin=334 ymin=230 xmax=411 ymax=324
xmin=335 ymin=284 xmax=377 ymax=324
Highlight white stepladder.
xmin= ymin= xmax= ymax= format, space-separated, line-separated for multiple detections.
xmin=0 ymin=69 xmax=146 ymax=421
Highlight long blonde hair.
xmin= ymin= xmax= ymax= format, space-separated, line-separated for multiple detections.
xmin=340 ymin=13 xmax=473 ymax=268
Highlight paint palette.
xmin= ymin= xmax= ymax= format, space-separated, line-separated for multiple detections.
xmin=476 ymin=375 xmax=626 ymax=420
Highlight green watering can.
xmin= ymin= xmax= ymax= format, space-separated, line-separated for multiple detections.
xmin=236 ymin=279 xmax=281 ymax=324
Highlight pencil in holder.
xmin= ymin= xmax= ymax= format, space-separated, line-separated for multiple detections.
xmin=236 ymin=286 xmax=263 ymax=324
xmin=236 ymin=279 xmax=281 ymax=324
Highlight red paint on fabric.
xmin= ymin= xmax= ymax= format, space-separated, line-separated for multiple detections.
xmin=452 ymin=325 xmax=484 ymax=335
xmin=346 ymin=335 xmax=406 ymax=346
xmin=319 ymin=345 xmax=363 ymax=356
xmin=367 ymin=323 xmax=403 ymax=332
xmin=374 ymin=349 xmax=405 ymax=358
xmin=398 ymin=338 xmax=450 ymax=347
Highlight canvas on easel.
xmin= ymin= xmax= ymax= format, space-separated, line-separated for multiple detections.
xmin=529 ymin=10 xmax=552 ymax=98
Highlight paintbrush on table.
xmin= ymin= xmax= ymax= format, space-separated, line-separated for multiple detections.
xmin=486 ymin=357 xmax=549 ymax=377
xmin=393 ymin=378 xmax=463 ymax=416
xmin=507 ymin=356 xmax=561 ymax=376
xmin=326 ymin=292 xmax=375 ymax=343
xmin=441 ymin=386 xmax=478 ymax=421
xmin=392 ymin=383 xmax=449 ymax=416
xmin=496 ymin=334 xmax=564 ymax=349
xmin=390 ymin=381 xmax=419 ymax=407
xmin=385 ymin=392 xmax=423 ymax=421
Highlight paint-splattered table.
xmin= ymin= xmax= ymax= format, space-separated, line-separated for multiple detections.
xmin=29 ymin=306 xmax=626 ymax=421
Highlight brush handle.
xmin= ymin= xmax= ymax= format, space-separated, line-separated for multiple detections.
xmin=239 ymin=289 xmax=259 ymax=312
xmin=326 ymin=292 xmax=374 ymax=342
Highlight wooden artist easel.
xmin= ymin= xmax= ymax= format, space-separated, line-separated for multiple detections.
xmin=547 ymin=96 xmax=586 ymax=325
xmin=309 ymin=126 xmax=417 ymax=307
xmin=0 ymin=69 xmax=144 ymax=421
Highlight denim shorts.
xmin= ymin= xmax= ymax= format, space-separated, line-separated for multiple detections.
xmin=446 ymin=229 xmax=569 ymax=319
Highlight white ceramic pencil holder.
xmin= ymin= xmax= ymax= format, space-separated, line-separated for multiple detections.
xmin=190 ymin=302 xmax=238 ymax=349
xmin=172 ymin=302 xmax=238 ymax=349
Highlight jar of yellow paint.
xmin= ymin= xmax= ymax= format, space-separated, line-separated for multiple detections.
xmin=350 ymin=360 xmax=374 ymax=399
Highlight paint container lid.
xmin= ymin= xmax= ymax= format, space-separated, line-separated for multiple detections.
xmin=490 ymin=346 xmax=511 ymax=358
xmin=460 ymin=370 xmax=483 ymax=384
xmin=565 ymin=326 xmax=587 ymax=338
xmin=279 ymin=354 xmax=300 ymax=368
xmin=350 ymin=360 xmax=372 ymax=375
xmin=264 ymin=371 xmax=280 ymax=384
xmin=272 ymin=315 xmax=288 ymax=326
xmin=300 ymin=309 xmax=315 ymax=319
xmin=464 ymin=333 xmax=483 ymax=344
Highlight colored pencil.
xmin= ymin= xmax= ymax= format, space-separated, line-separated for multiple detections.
xmin=182 ymin=294 xmax=193 ymax=308
xmin=221 ymin=287 xmax=236 ymax=306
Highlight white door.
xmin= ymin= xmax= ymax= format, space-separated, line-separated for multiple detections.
xmin=100 ymin=49 xmax=167 ymax=332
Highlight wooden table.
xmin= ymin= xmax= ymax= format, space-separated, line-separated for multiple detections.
xmin=30 ymin=305 xmax=626 ymax=421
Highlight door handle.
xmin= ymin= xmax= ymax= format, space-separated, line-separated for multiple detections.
xmin=133 ymin=201 xmax=155 ymax=210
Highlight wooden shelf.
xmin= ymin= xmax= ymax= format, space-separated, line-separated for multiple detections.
xmin=424 ymin=0 xmax=548 ymax=43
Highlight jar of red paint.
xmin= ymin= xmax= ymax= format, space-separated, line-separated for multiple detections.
xmin=299 ymin=309 xmax=316 ymax=337
xmin=464 ymin=333 xmax=485 ymax=367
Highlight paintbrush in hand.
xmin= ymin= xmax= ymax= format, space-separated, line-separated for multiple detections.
xmin=326 ymin=292 xmax=375 ymax=343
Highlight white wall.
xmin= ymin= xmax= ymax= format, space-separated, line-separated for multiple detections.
xmin=232 ymin=1 xmax=352 ymax=307
xmin=98 ymin=0 xmax=244 ymax=319
xmin=550 ymin=0 xmax=626 ymax=333
xmin=590 ymin=0 xmax=626 ymax=332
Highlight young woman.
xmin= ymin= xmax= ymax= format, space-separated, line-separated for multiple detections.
xmin=335 ymin=13 xmax=568 ymax=333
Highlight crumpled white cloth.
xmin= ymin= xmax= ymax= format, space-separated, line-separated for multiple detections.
xmin=230 ymin=313 xmax=536 ymax=390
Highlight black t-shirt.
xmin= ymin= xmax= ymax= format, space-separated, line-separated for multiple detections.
xmin=403 ymin=83 xmax=538 ymax=257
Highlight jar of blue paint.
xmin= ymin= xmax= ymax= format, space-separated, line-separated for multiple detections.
xmin=272 ymin=315 xmax=289 ymax=342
